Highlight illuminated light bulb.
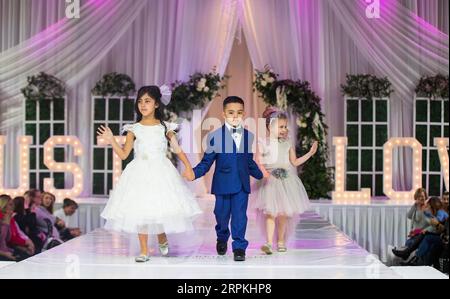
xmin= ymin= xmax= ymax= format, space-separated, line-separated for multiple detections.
xmin=42 ymin=136 xmax=84 ymax=199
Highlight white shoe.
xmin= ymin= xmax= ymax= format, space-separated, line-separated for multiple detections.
xmin=159 ymin=242 xmax=169 ymax=256
xmin=261 ymin=243 xmax=273 ymax=255
xmin=277 ymin=243 xmax=287 ymax=252
xmin=135 ymin=255 xmax=150 ymax=263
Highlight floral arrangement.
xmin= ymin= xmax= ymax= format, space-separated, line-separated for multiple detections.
xmin=341 ymin=74 xmax=393 ymax=100
xmin=166 ymin=67 xmax=227 ymax=118
xmin=271 ymin=168 xmax=288 ymax=180
xmin=415 ymin=74 xmax=449 ymax=99
xmin=21 ymin=72 xmax=66 ymax=101
xmin=92 ymin=72 xmax=136 ymax=97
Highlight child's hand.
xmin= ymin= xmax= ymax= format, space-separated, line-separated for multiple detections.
xmin=3 ymin=252 xmax=16 ymax=261
xmin=97 ymin=125 xmax=114 ymax=143
xmin=309 ymin=141 xmax=318 ymax=156
xmin=430 ymin=218 xmax=440 ymax=226
xmin=263 ymin=170 xmax=270 ymax=179
xmin=56 ymin=218 xmax=65 ymax=228
xmin=182 ymin=168 xmax=195 ymax=181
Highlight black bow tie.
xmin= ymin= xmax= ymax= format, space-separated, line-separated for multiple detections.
xmin=232 ymin=127 xmax=243 ymax=134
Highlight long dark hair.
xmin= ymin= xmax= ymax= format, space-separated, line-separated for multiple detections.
xmin=13 ymin=196 xmax=25 ymax=215
xmin=41 ymin=192 xmax=55 ymax=214
xmin=134 ymin=86 xmax=168 ymax=134
xmin=428 ymin=197 xmax=442 ymax=216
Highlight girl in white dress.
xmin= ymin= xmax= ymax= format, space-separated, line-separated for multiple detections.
xmin=256 ymin=106 xmax=318 ymax=254
xmin=97 ymin=85 xmax=201 ymax=262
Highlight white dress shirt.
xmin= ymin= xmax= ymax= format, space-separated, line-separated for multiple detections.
xmin=225 ymin=121 xmax=243 ymax=151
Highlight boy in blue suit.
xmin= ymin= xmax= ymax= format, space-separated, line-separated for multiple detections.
xmin=186 ymin=96 xmax=263 ymax=261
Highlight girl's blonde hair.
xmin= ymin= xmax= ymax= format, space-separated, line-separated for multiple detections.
xmin=0 ymin=194 xmax=12 ymax=213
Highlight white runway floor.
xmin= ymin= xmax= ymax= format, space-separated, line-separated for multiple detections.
xmin=0 ymin=208 xmax=411 ymax=279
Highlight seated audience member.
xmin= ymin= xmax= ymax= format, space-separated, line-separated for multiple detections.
xmin=33 ymin=192 xmax=63 ymax=249
xmin=13 ymin=196 xmax=44 ymax=253
xmin=41 ymin=192 xmax=80 ymax=243
xmin=0 ymin=194 xmax=35 ymax=261
xmin=54 ymin=198 xmax=82 ymax=238
xmin=393 ymin=196 xmax=448 ymax=262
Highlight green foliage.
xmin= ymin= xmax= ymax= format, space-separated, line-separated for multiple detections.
xmin=341 ymin=74 xmax=393 ymax=100
xmin=415 ymin=74 xmax=449 ymax=99
xmin=92 ymin=72 xmax=136 ymax=97
xmin=166 ymin=67 xmax=227 ymax=118
xmin=21 ymin=72 xmax=66 ymax=101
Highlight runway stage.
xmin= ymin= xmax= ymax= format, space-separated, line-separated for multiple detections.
xmin=0 ymin=209 xmax=411 ymax=279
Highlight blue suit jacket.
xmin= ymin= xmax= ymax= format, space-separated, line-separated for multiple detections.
xmin=193 ymin=125 xmax=263 ymax=195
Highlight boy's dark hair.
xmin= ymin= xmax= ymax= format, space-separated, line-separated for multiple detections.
xmin=223 ymin=96 xmax=244 ymax=109
xmin=63 ymin=198 xmax=79 ymax=209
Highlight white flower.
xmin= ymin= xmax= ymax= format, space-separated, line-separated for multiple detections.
xmin=204 ymin=86 xmax=209 ymax=92
xmin=169 ymin=112 xmax=178 ymax=120
xmin=216 ymin=81 xmax=221 ymax=87
xmin=267 ymin=77 xmax=275 ymax=83
xmin=263 ymin=74 xmax=270 ymax=80
xmin=261 ymin=80 xmax=268 ymax=87
xmin=313 ymin=113 xmax=320 ymax=126
xmin=305 ymin=112 xmax=311 ymax=118
xmin=200 ymin=78 xmax=207 ymax=84
xmin=296 ymin=117 xmax=308 ymax=128
xmin=196 ymin=86 xmax=203 ymax=92
xmin=197 ymin=81 xmax=206 ymax=89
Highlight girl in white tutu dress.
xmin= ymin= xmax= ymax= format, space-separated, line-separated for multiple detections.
xmin=256 ymin=106 xmax=318 ymax=254
xmin=97 ymin=85 xmax=201 ymax=262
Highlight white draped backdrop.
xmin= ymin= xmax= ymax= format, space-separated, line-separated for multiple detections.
xmin=0 ymin=0 xmax=449 ymax=197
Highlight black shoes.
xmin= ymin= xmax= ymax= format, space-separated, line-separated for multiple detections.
xmin=216 ymin=241 xmax=227 ymax=255
xmin=216 ymin=241 xmax=246 ymax=261
xmin=400 ymin=255 xmax=421 ymax=266
xmin=233 ymin=249 xmax=246 ymax=262
xmin=392 ymin=247 xmax=411 ymax=260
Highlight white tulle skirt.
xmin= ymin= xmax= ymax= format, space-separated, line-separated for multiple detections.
xmin=255 ymin=168 xmax=311 ymax=217
xmin=101 ymin=154 xmax=202 ymax=235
